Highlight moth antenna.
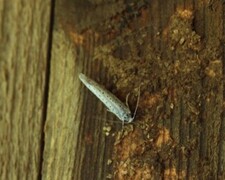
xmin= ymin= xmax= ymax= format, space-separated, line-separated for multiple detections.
xmin=126 ymin=93 xmax=130 ymax=108
xmin=132 ymin=86 xmax=141 ymax=120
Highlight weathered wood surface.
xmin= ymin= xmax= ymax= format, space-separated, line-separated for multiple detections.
xmin=1 ymin=0 xmax=225 ymax=179
xmin=0 ymin=0 xmax=51 ymax=179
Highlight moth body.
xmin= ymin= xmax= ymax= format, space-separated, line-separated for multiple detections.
xmin=79 ymin=73 xmax=133 ymax=123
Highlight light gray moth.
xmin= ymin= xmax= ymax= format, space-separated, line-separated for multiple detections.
xmin=79 ymin=73 xmax=139 ymax=123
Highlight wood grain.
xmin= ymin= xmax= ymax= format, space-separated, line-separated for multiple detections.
xmin=44 ymin=0 xmax=225 ymax=179
xmin=1 ymin=0 xmax=225 ymax=179
xmin=0 ymin=0 xmax=51 ymax=179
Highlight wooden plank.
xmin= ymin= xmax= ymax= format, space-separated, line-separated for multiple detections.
xmin=3 ymin=0 xmax=225 ymax=179
xmin=42 ymin=29 xmax=88 ymax=179
xmin=198 ymin=0 xmax=224 ymax=177
xmin=42 ymin=1 xmax=127 ymax=179
xmin=45 ymin=0 xmax=225 ymax=179
xmin=0 ymin=0 xmax=52 ymax=179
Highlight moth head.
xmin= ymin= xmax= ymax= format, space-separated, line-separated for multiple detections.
xmin=122 ymin=112 xmax=133 ymax=123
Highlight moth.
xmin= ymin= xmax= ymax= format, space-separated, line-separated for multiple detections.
xmin=79 ymin=73 xmax=139 ymax=123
